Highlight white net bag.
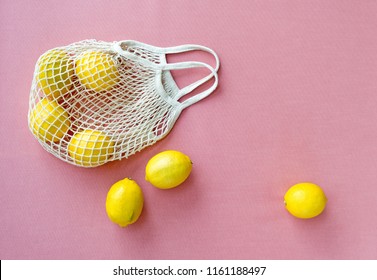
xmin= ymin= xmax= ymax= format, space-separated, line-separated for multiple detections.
xmin=28 ymin=39 xmax=220 ymax=167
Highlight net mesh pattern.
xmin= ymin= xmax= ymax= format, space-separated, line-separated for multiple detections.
xmin=28 ymin=40 xmax=181 ymax=167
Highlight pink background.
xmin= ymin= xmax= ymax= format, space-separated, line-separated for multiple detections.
xmin=1 ymin=0 xmax=377 ymax=259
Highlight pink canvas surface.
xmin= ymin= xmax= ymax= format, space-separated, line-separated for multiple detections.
xmin=1 ymin=0 xmax=377 ymax=259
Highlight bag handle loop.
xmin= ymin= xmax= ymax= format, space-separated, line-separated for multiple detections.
xmin=162 ymin=61 xmax=218 ymax=109
xmin=161 ymin=44 xmax=220 ymax=72
xmin=113 ymin=40 xmax=220 ymax=109
xmin=161 ymin=44 xmax=219 ymax=109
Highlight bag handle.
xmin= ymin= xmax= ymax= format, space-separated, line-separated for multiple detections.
xmin=113 ymin=41 xmax=220 ymax=71
xmin=113 ymin=40 xmax=220 ymax=109
xmin=161 ymin=44 xmax=219 ymax=109
xmin=161 ymin=44 xmax=220 ymax=72
xmin=162 ymin=61 xmax=218 ymax=109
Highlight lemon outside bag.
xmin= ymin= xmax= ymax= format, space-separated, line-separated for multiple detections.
xmin=28 ymin=39 xmax=220 ymax=167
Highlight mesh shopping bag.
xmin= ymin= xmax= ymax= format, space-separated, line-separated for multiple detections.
xmin=28 ymin=39 xmax=220 ymax=167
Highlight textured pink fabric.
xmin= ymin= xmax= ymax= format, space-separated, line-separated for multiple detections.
xmin=1 ymin=0 xmax=377 ymax=259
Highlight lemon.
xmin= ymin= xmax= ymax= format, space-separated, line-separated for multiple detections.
xmin=284 ymin=182 xmax=327 ymax=219
xmin=29 ymin=98 xmax=70 ymax=143
xmin=36 ymin=49 xmax=74 ymax=100
xmin=75 ymin=50 xmax=120 ymax=92
xmin=145 ymin=150 xmax=193 ymax=189
xmin=106 ymin=178 xmax=144 ymax=227
xmin=67 ymin=129 xmax=115 ymax=167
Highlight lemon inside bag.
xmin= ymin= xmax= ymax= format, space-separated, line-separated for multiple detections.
xmin=27 ymin=39 xmax=220 ymax=167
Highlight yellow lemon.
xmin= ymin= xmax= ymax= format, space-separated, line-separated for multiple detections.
xmin=145 ymin=150 xmax=193 ymax=189
xmin=67 ymin=129 xmax=115 ymax=167
xmin=284 ymin=182 xmax=327 ymax=219
xmin=36 ymin=49 xmax=74 ymax=100
xmin=106 ymin=178 xmax=144 ymax=227
xmin=75 ymin=50 xmax=120 ymax=92
xmin=29 ymin=98 xmax=70 ymax=143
